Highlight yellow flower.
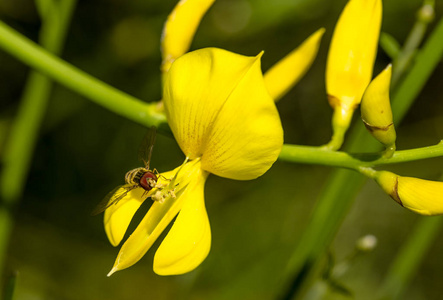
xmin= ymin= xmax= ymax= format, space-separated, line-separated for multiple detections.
xmin=375 ymin=171 xmax=443 ymax=216
xmin=361 ymin=64 xmax=396 ymax=157
xmin=325 ymin=0 xmax=382 ymax=150
xmin=105 ymin=48 xmax=283 ymax=276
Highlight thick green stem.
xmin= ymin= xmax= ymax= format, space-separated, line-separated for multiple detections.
xmin=0 ymin=20 xmax=166 ymax=129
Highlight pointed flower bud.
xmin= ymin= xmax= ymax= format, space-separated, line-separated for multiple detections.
xmin=325 ymin=0 xmax=382 ymax=149
xmin=264 ymin=28 xmax=325 ymax=102
xmin=361 ymin=64 xmax=396 ymax=157
xmin=161 ymin=0 xmax=215 ymax=74
xmin=375 ymin=171 xmax=443 ymax=216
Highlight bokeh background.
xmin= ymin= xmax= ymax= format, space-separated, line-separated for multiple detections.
xmin=1 ymin=0 xmax=443 ymax=299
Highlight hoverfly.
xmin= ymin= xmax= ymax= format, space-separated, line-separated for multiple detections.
xmin=92 ymin=127 xmax=160 ymax=215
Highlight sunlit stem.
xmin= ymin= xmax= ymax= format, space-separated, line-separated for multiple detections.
xmin=357 ymin=167 xmax=376 ymax=179
xmin=280 ymin=141 xmax=443 ymax=171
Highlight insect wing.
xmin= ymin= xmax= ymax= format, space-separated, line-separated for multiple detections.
xmin=139 ymin=126 xmax=156 ymax=170
xmin=91 ymin=184 xmax=136 ymax=215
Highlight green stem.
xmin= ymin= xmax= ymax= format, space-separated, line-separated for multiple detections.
xmin=377 ymin=217 xmax=443 ymax=300
xmin=279 ymin=141 xmax=443 ymax=170
xmin=391 ymin=0 xmax=435 ymax=87
xmin=0 ymin=0 xmax=77 ymax=289
xmin=0 ymin=20 xmax=166 ymax=129
xmin=280 ymin=13 xmax=443 ymax=300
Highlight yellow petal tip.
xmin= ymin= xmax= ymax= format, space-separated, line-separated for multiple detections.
xmin=107 ymin=267 xmax=118 ymax=277
xmin=316 ymin=27 xmax=326 ymax=36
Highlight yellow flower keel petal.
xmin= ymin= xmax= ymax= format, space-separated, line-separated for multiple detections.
xmin=104 ymin=187 xmax=146 ymax=247
xmin=108 ymin=162 xmax=202 ymax=275
xmin=154 ymin=169 xmax=210 ymax=275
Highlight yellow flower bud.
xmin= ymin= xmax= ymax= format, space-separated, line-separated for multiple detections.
xmin=375 ymin=171 xmax=443 ymax=216
xmin=325 ymin=0 xmax=382 ymax=150
xmin=264 ymin=28 xmax=325 ymax=102
xmin=361 ymin=64 xmax=396 ymax=157
xmin=161 ymin=0 xmax=215 ymax=74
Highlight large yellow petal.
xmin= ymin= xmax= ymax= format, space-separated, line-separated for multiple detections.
xmin=201 ymin=53 xmax=283 ymax=180
xmin=153 ymin=168 xmax=209 ymax=275
xmin=104 ymin=187 xmax=146 ymax=247
xmin=161 ymin=0 xmax=215 ymax=73
xmin=164 ymin=48 xmax=283 ymax=180
xmin=264 ymin=28 xmax=325 ymax=102
xmin=326 ymin=0 xmax=382 ymax=109
xmin=164 ymin=48 xmax=266 ymax=160
xmin=107 ymin=161 xmax=202 ymax=275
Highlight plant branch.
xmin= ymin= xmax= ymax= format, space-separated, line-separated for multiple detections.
xmin=0 ymin=20 xmax=167 ymax=129
xmin=279 ymin=141 xmax=443 ymax=171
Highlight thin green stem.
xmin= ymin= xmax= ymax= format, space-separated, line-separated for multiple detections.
xmin=377 ymin=216 xmax=443 ymax=300
xmin=380 ymin=32 xmax=401 ymax=60
xmin=0 ymin=0 xmax=77 ymax=289
xmin=0 ymin=20 xmax=167 ymax=129
xmin=279 ymin=141 xmax=443 ymax=171
xmin=391 ymin=0 xmax=435 ymax=86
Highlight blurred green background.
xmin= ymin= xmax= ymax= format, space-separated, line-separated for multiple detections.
xmin=1 ymin=0 xmax=443 ymax=299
